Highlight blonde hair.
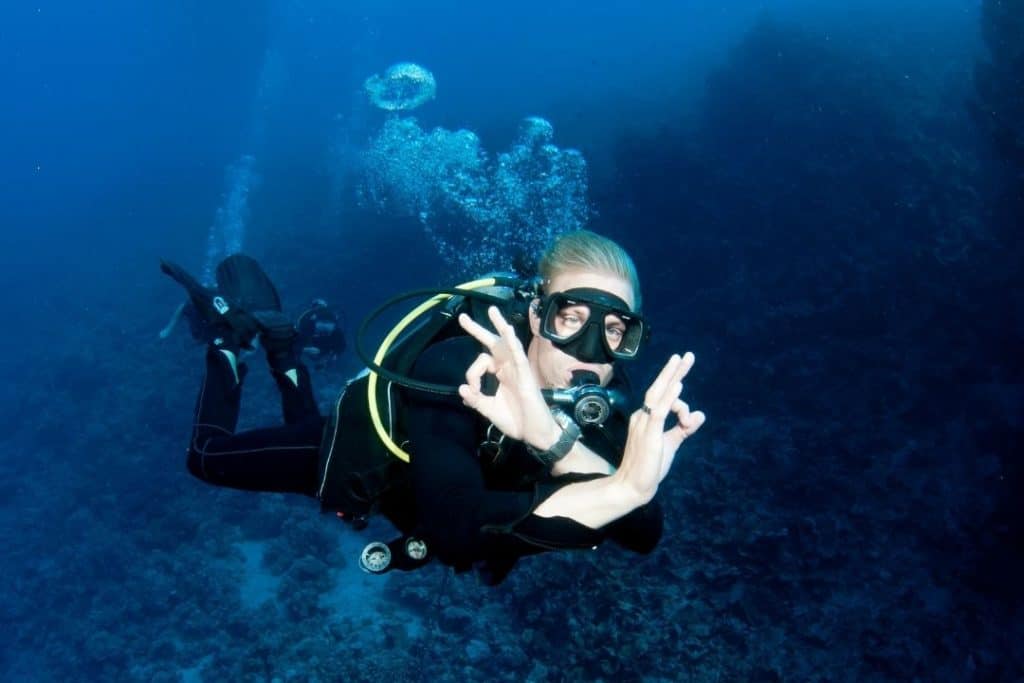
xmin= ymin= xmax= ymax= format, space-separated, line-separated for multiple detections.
xmin=538 ymin=230 xmax=643 ymax=310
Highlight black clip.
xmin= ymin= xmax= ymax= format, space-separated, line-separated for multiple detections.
xmin=477 ymin=423 xmax=507 ymax=465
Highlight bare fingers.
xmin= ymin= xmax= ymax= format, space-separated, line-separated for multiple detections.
xmin=461 ymin=308 xmax=527 ymax=359
xmin=656 ymin=353 xmax=694 ymax=411
xmin=641 ymin=354 xmax=682 ymax=416
xmin=678 ymin=351 xmax=695 ymax=380
xmin=486 ymin=305 xmax=516 ymax=338
xmin=459 ymin=352 xmax=495 ymax=408
xmin=675 ymin=399 xmax=706 ymax=435
xmin=464 ymin=352 xmax=495 ymax=389
xmin=664 ymin=398 xmax=706 ymax=450
xmin=458 ymin=313 xmax=498 ymax=350
xmin=641 ymin=352 xmax=696 ymax=420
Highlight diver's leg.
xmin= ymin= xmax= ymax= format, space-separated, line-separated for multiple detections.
xmin=271 ymin=363 xmax=321 ymax=425
xmin=191 ymin=344 xmax=246 ymax=446
xmin=187 ymin=344 xmax=323 ymax=495
xmin=187 ymin=417 xmax=323 ymax=495
xmin=261 ymin=317 xmax=322 ymax=426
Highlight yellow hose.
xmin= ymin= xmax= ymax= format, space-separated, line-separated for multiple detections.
xmin=367 ymin=277 xmax=499 ymax=462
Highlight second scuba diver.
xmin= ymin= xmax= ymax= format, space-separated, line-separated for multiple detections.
xmin=161 ymin=230 xmax=705 ymax=584
xmin=295 ymin=298 xmax=347 ymax=368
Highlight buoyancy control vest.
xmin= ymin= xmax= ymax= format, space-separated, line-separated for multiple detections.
xmin=315 ymin=275 xmax=535 ymax=517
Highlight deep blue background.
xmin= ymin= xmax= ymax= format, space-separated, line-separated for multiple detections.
xmin=1 ymin=1 xmax=1020 ymax=681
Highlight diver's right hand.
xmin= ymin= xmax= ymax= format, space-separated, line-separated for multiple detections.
xmin=456 ymin=306 xmax=558 ymax=446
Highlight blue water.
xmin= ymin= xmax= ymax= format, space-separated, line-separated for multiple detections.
xmin=1 ymin=1 xmax=1021 ymax=680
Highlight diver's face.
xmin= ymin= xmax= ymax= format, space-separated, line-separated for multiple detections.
xmin=527 ymin=270 xmax=636 ymax=389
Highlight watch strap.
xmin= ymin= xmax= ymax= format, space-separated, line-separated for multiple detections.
xmin=526 ymin=412 xmax=582 ymax=466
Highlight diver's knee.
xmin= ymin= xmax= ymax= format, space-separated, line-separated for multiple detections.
xmin=186 ymin=444 xmax=210 ymax=482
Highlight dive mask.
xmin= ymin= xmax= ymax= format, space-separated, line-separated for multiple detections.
xmin=542 ymin=370 xmax=627 ymax=427
xmin=537 ymin=287 xmax=649 ymax=363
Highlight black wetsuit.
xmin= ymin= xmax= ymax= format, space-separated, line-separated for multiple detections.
xmin=188 ymin=348 xmax=323 ymax=495
xmin=187 ymin=336 xmax=662 ymax=584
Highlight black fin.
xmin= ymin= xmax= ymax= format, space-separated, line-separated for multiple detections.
xmin=215 ymin=254 xmax=282 ymax=314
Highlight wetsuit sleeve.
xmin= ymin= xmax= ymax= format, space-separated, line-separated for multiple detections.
xmin=604 ymin=498 xmax=663 ymax=553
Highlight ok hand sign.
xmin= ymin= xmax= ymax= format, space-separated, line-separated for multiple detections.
xmin=616 ymin=353 xmax=706 ymax=502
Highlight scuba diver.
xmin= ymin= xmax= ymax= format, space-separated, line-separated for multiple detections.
xmin=295 ymin=298 xmax=347 ymax=367
xmin=161 ymin=230 xmax=706 ymax=584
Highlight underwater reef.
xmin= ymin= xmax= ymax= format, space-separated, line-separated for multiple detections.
xmin=2 ymin=8 xmax=1022 ymax=683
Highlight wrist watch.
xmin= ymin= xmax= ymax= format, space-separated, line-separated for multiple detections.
xmin=526 ymin=407 xmax=582 ymax=467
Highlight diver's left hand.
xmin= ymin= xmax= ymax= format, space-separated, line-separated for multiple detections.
xmin=614 ymin=352 xmax=706 ymax=503
xmin=457 ymin=306 xmax=557 ymax=446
